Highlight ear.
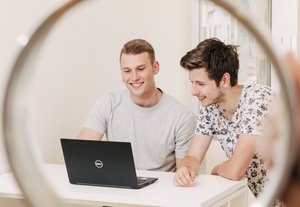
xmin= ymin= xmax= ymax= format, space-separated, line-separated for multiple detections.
xmin=153 ymin=61 xmax=160 ymax=74
xmin=220 ymin=73 xmax=231 ymax=88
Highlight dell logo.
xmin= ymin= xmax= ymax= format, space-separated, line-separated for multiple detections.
xmin=95 ymin=160 xmax=103 ymax=168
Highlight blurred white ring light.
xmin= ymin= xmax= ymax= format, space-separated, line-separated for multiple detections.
xmin=1 ymin=0 xmax=296 ymax=207
xmin=2 ymin=1 xmax=82 ymax=207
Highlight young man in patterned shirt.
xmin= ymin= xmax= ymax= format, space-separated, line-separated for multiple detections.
xmin=173 ymin=38 xmax=275 ymax=198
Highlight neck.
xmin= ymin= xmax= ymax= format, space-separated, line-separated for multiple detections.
xmin=131 ymin=88 xmax=162 ymax=107
xmin=217 ymin=85 xmax=242 ymax=116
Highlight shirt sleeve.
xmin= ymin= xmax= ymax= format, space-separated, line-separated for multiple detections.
xmin=83 ymin=94 xmax=111 ymax=134
xmin=174 ymin=111 xmax=196 ymax=159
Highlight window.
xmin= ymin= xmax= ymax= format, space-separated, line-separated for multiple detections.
xmin=199 ymin=0 xmax=272 ymax=85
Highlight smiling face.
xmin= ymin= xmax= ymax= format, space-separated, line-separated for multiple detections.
xmin=120 ymin=52 xmax=159 ymax=100
xmin=189 ymin=68 xmax=223 ymax=107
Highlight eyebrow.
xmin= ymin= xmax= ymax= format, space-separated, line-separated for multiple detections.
xmin=189 ymin=78 xmax=205 ymax=84
xmin=122 ymin=64 xmax=146 ymax=69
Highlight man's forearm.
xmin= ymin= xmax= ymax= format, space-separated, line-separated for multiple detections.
xmin=212 ymin=160 xmax=245 ymax=181
xmin=181 ymin=156 xmax=201 ymax=173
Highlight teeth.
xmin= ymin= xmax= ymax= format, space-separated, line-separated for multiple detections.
xmin=131 ymin=82 xmax=142 ymax=87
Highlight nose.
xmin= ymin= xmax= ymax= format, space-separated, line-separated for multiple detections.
xmin=191 ymin=84 xmax=199 ymax=96
xmin=131 ymin=70 xmax=140 ymax=81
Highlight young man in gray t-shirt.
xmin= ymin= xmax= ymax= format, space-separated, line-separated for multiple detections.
xmin=78 ymin=39 xmax=195 ymax=172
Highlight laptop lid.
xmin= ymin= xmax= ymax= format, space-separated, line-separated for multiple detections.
xmin=60 ymin=138 xmax=158 ymax=189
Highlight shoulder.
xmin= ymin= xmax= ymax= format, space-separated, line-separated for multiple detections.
xmin=162 ymin=92 xmax=188 ymax=110
xmin=94 ymin=90 xmax=128 ymax=106
xmin=161 ymin=92 xmax=195 ymax=117
xmin=242 ymin=84 xmax=275 ymax=99
xmin=243 ymin=84 xmax=273 ymax=94
xmin=240 ymin=84 xmax=275 ymax=114
xmin=162 ymin=92 xmax=181 ymax=104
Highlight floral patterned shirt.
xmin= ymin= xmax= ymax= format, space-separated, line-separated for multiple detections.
xmin=195 ymin=84 xmax=275 ymax=197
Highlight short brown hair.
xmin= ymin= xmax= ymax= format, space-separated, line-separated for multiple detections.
xmin=120 ymin=39 xmax=155 ymax=64
xmin=180 ymin=38 xmax=239 ymax=86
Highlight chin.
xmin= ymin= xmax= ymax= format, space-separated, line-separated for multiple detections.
xmin=201 ymin=103 xmax=209 ymax=107
xmin=127 ymin=85 xmax=140 ymax=93
xmin=200 ymin=101 xmax=212 ymax=107
xmin=129 ymin=89 xmax=144 ymax=97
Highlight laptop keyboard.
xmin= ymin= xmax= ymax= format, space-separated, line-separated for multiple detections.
xmin=137 ymin=177 xmax=148 ymax=184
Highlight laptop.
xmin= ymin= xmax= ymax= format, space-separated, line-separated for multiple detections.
xmin=60 ymin=138 xmax=158 ymax=189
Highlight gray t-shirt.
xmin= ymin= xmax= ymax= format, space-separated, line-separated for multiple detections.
xmin=195 ymin=84 xmax=275 ymax=197
xmin=83 ymin=90 xmax=196 ymax=172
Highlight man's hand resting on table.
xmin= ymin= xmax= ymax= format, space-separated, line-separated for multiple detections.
xmin=174 ymin=166 xmax=197 ymax=187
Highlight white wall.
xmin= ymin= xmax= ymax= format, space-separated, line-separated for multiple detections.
xmin=0 ymin=0 xmax=197 ymax=173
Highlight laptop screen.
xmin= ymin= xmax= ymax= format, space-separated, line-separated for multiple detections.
xmin=60 ymin=138 xmax=158 ymax=189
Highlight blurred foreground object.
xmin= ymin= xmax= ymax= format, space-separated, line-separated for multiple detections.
xmin=279 ymin=52 xmax=300 ymax=207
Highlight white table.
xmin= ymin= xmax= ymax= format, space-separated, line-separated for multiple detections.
xmin=0 ymin=164 xmax=248 ymax=207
